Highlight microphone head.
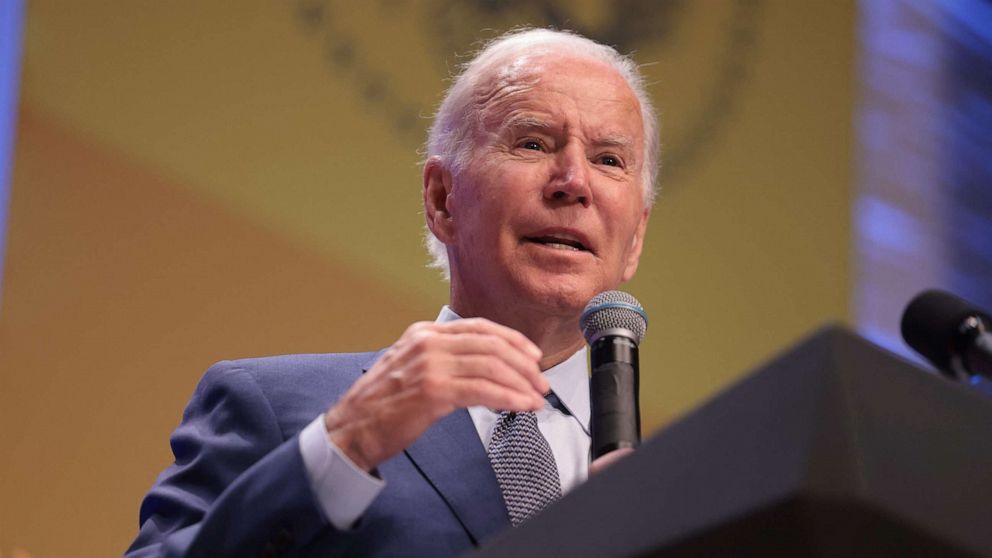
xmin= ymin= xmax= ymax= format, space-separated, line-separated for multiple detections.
xmin=901 ymin=289 xmax=992 ymax=372
xmin=580 ymin=291 xmax=648 ymax=345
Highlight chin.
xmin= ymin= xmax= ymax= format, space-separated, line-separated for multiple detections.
xmin=519 ymin=275 xmax=600 ymax=316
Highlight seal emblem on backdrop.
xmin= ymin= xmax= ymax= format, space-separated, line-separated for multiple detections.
xmin=294 ymin=0 xmax=760 ymax=185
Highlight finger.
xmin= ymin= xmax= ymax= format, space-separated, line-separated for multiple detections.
xmin=589 ymin=448 xmax=634 ymax=476
xmin=393 ymin=352 xmax=544 ymax=411
xmin=431 ymin=321 xmax=548 ymax=392
xmin=422 ymin=333 xmax=546 ymax=393
xmin=358 ymin=334 xmax=542 ymax=404
xmin=393 ymin=322 xmax=547 ymax=394
xmin=439 ymin=353 xmax=543 ymax=400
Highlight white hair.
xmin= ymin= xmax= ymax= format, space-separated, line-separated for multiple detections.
xmin=424 ymin=28 xmax=660 ymax=278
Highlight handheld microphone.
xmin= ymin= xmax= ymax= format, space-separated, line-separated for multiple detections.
xmin=580 ymin=291 xmax=647 ymax=460
xmin=901 ymin=289 xmax=992 ymax=382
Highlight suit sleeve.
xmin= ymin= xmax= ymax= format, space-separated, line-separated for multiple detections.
xmin=125 ymin=361 xmax=332 ymax=558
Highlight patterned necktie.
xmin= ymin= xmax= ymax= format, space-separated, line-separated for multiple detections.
xmin=487 ymin=410 xmax=563 ymax=526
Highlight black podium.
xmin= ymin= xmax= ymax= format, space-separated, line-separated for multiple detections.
xmin=471 ymin=326 xmax=992 ymax=557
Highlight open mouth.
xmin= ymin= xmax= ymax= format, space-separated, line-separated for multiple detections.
xmin=524 ymin=235 xmax=590 ymax=252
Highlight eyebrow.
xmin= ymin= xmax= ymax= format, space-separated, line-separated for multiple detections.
xmin=596 ymin=136 xmax=634 ymax=151
xmin=503 ymin=115 xmax=555 ymax=133
xmin=504 ymin=116 xmax=636 ymax=151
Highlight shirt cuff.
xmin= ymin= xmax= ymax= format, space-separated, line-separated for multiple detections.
xmin=298 ymin=414 xmax=386 ymax=530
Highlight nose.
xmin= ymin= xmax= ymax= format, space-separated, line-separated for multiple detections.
xmin=544 ymin=144 xmax=592 ymax=207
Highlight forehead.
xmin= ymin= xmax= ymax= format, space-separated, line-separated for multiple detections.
xmin=476 ymin=55 xmax=644 ymax=141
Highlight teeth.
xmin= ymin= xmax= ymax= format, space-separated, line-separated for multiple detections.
xmin=526 ymin=236 xmax=587 ymax=251
xmin=544 ymin=242 xmax=580 ymax=251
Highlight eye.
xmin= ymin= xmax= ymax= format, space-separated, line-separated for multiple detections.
xmin=517 ymin=139 xmax=545 ymax=151
xmin=597 ymin=154 xmax=624 ymax=168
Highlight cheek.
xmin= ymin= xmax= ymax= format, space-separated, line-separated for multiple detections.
xmin=457 ymin=168 xmax=506 ymax=209
xmin=608 ymin=208 xmax=645 ymax=256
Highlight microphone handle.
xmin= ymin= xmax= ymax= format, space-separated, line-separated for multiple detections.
xmin=589 ymin=335 xmax=640 ymax=460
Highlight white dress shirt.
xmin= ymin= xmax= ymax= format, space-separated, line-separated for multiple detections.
xmin=299 ymin=307 xmax=591 ymax=529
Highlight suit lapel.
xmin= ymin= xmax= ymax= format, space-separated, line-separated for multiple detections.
xmin=361 ymin=352 xmax=510 ymax=544
xmin=404 ymin=410 xmax=510 ymax=544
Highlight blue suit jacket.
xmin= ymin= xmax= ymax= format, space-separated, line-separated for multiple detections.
xmin=126 ymin=352 xmax=511 ymax=557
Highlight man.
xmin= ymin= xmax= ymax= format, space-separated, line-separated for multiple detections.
xmin=127 ymin=27 xmax=658 ymax=557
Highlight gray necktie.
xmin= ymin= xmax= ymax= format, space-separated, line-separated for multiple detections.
xmin=487 ymin=410 xmax=563 ymax=526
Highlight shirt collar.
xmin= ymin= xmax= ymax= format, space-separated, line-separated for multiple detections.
xmin=437 ymin=305 xmax=461 ymax=324
xmin=436 ymin=305 xmax=590 ymax=430
xmin=544 ymin=347 xmax=590 ymax=431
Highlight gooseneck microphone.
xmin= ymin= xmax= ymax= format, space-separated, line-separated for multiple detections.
xmin=580 ymin=291 xmax=648 ymax=460
xmin=901 ymin=289 xmax=992 ymax=382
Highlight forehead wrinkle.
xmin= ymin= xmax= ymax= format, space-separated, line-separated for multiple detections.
xmin=472 ymin=57 xmax=542 ymax=126
xmin=471 ymin=56 xmax=643 ymax=164
xmin=474 ymin=82 xmax=539 ymax=139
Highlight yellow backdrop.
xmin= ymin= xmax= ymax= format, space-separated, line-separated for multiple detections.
xmin=0 ymin=1 xmax=853 ymax=556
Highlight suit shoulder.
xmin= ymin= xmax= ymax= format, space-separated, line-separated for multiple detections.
xmin=204 ymin=351 xmax=382 ymax=389
xmin=192 ymin=351 xmax=386 ymax=436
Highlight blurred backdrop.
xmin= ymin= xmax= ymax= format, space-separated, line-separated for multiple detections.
xmin=0 ymin=1 xmax=989 ymax=557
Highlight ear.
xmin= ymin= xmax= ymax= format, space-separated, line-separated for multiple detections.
xmin=423 ymin=156 xmax=455 ymax=244
xmin=621 ymin=208 xmax=651 ymax=282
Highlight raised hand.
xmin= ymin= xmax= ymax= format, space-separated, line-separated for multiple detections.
xmin=324 ymin=318 xmax=549 ymax=471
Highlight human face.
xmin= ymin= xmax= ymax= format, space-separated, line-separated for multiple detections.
xmin=427 ymin=56 xmax=650 ymax=321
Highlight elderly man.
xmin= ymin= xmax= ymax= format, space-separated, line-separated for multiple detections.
xmin=127 ymin=27 xmax=657 ymax=557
